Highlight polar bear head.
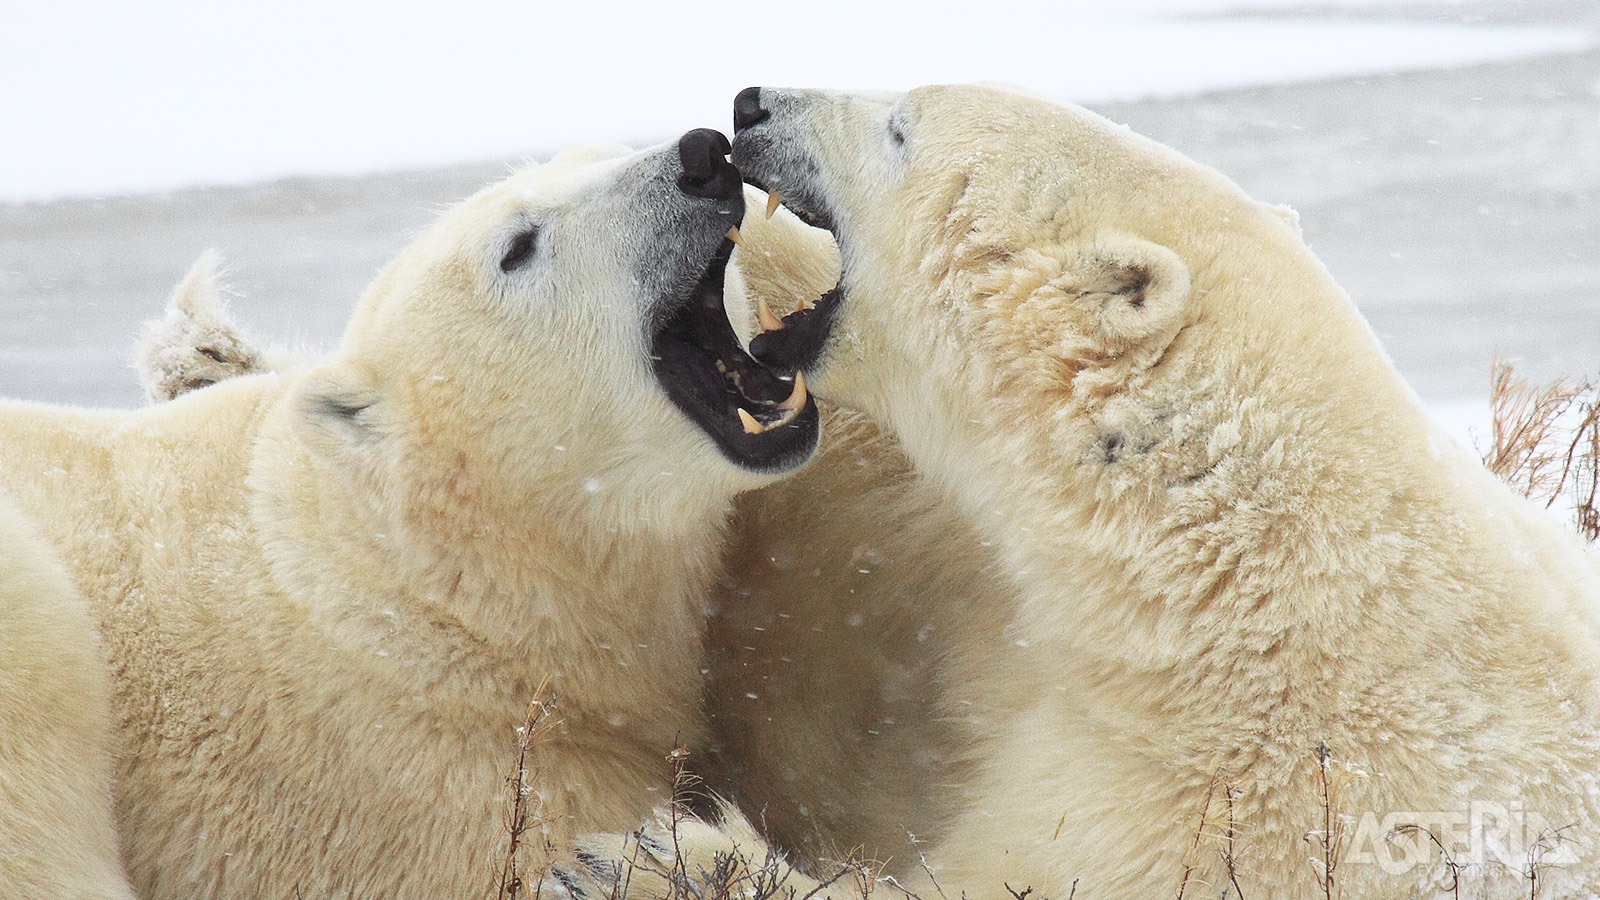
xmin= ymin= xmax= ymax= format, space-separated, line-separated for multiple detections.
xmin=731 ymin=82 xmax=1416 ymax=530
xmin=728 ymin=84 xmax=1379 ymax=502
xmin=729 ymin=87 xmax=1225 ymax=447
xmin=290 ymin=131 xmax=819 ymax=524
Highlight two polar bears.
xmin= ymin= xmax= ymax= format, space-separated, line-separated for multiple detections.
xmin=10 ymin=83 xmax=1600 ymax=900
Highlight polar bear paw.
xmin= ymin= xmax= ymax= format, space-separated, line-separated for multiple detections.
xmin=545 ymin=804 xmax=875 ymax=900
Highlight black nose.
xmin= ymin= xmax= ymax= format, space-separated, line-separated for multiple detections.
xmin=733 ymin=86 xmax=769 ymax=132
xmin=677 ymin=128 xmax=740 ymax=200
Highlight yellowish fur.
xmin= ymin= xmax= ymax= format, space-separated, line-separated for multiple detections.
xmin=0 ymin=494 xmax=134 ymax=899
xmin=128 ymin=199 xmax=998 ymax=899
xmin=129 ymin=199 xmax=1010 ymax=891
xmin=0 ymin=143 xmax=812 ymax=900
xmin=726 ymin=84 xmax=1600 ymax=899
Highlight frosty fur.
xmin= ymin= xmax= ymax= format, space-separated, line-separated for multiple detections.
xmin=132 ymin=200 xmax=1016 ymax=894
xmin=726 ymin=84 xmax=1600 ymax=899
xmin=0 ymin=494 xmax=134 ymax=899
xmin=0 ymin=142 xmax=834 ymax=900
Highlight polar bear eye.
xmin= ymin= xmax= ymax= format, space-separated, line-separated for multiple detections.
xmin=500 ymin=226 xmax=540 ymax=272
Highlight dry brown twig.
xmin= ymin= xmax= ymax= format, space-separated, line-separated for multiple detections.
xmin=1561 ymin=405 xmax=1600 ymax=543
xmin=1386 ymin=825 xmax=1464 ymax=900
xmin=1523 ymin=824 xmax=1576 ymax=900
xmin=904 ymin=828 xmax=951 ymax=900
xmin=1484 ymin=360 xmax=1587 ymax=498
xmin=1176 ymin=770 xmax=1224 ymax=900
xmin=1483 ymin=360 xmax=1600 ymax=543
xmin=1302 ymin=743 xmax=1349 ymax=900
xmin=1219 ymin=781 xmax=1248 ymax=900
xmin=666 ymin=744 xmax=696 ymax=897
xmin=1004 ymin=880 xmax=1075 ymax=900
xmin=497 ymin=680 xmax=559 ymax=900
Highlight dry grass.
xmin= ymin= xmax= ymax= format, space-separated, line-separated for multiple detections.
xmin=1483 ymin=360 xmax=1600 ymax=543
xmin=1383 ymin=821 xmax=1575 ymax=900
xmin=1303 ymin=743 xmax=1349 ymax=900
xmin=1385 ymin=825 xmax=1464 ymax=900
xmin=497 ymin=681 xmax=559 ymax=900
xmin=498 ymin=731 xmax=871 ymax=900
xmin=1175 ymin=770 xmax=1223 ymax=900
xmin=1523 ymin=825 xmax=1576 ymax=900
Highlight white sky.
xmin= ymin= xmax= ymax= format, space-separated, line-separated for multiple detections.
xmin=0 ymin=0 xmax=1590 ymax=201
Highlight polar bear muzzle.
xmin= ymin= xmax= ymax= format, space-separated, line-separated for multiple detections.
xmin=728 ymin=90 xmax=849 ymax=378
xmin=649 ymin=130 xmax=821 ymax=474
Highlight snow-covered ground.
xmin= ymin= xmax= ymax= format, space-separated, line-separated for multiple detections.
xmin=1 ymin=0 xmax=1596 ymax=480
xmin=0 ymin=0 xmax=1589 ymax=202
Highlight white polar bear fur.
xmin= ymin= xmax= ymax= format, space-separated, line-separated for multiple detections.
xmin=0 ymin=142 xmax=835 ymax=900
xmin=726 ymin=84 xmax=1600 ymax=899
xmin=0 ymin=493 xmax=135 ymax=899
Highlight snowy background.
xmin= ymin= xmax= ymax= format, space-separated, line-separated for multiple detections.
xmin=2 ymin=0 xmax=1596 ymax=457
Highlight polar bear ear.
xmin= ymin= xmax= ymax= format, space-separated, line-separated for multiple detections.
xmin=1068 ymin=235 xmax=1191 ymax=353
xmin=288 ymin=362 xmax=388 ymax=475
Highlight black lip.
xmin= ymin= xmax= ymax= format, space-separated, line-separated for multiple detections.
xmin=738 ymin=169 xmax=835 ymax=235
xmin=650 ymin=236 xmax=820 ymax=474
xmin=732 ymin=141 xmax=844 ymax=377
xmin=747 ymin=286 xmax=842 ymax=374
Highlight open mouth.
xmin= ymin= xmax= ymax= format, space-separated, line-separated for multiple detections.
xmin=737 ymin=176 xmax=844 ymax=377
xmin=650 ymin=232 xmax=820 ymax=473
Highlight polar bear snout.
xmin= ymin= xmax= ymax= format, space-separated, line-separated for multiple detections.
xmin=676 ymin=128 xmax=741 ymax=201
xmin=637 ymin=128 xmax=823 ymax=475
xmin=732 ymin=87 xmax=906 ymax=400
xmin=730 ymin=89 xmax=838 ymax=236
xmin=733 ymin=86 xmax=769 ymax=131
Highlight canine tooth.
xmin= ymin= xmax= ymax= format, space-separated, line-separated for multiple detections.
xmin=778 ymin=371 xmax=807 ymax=412
xmin=726 ymin=226 xmax=743 ymax=246
xmin=757 ymin=298 xmax=786 ymax=332
xmin=768 ymin=397 xmax=805 ymax=429
xmin=793 ymin=298 xmax=807 ymax=313
xmin=766 ymin=191 xmax=783 ymax=219
xmin=737 ymin=408 xmax=765 ymax=434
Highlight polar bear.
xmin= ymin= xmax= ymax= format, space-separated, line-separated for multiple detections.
xmin=0 ymin=131 xmax=835 ymax=900
xmin=726 ymin=85 xmax=1600 ymax=898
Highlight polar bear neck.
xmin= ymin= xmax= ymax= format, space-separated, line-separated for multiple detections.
xmin=245 ymin=391 xmax=727 ymax=738
xmin=887 ymin=207 xmax=1600 ymax=764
